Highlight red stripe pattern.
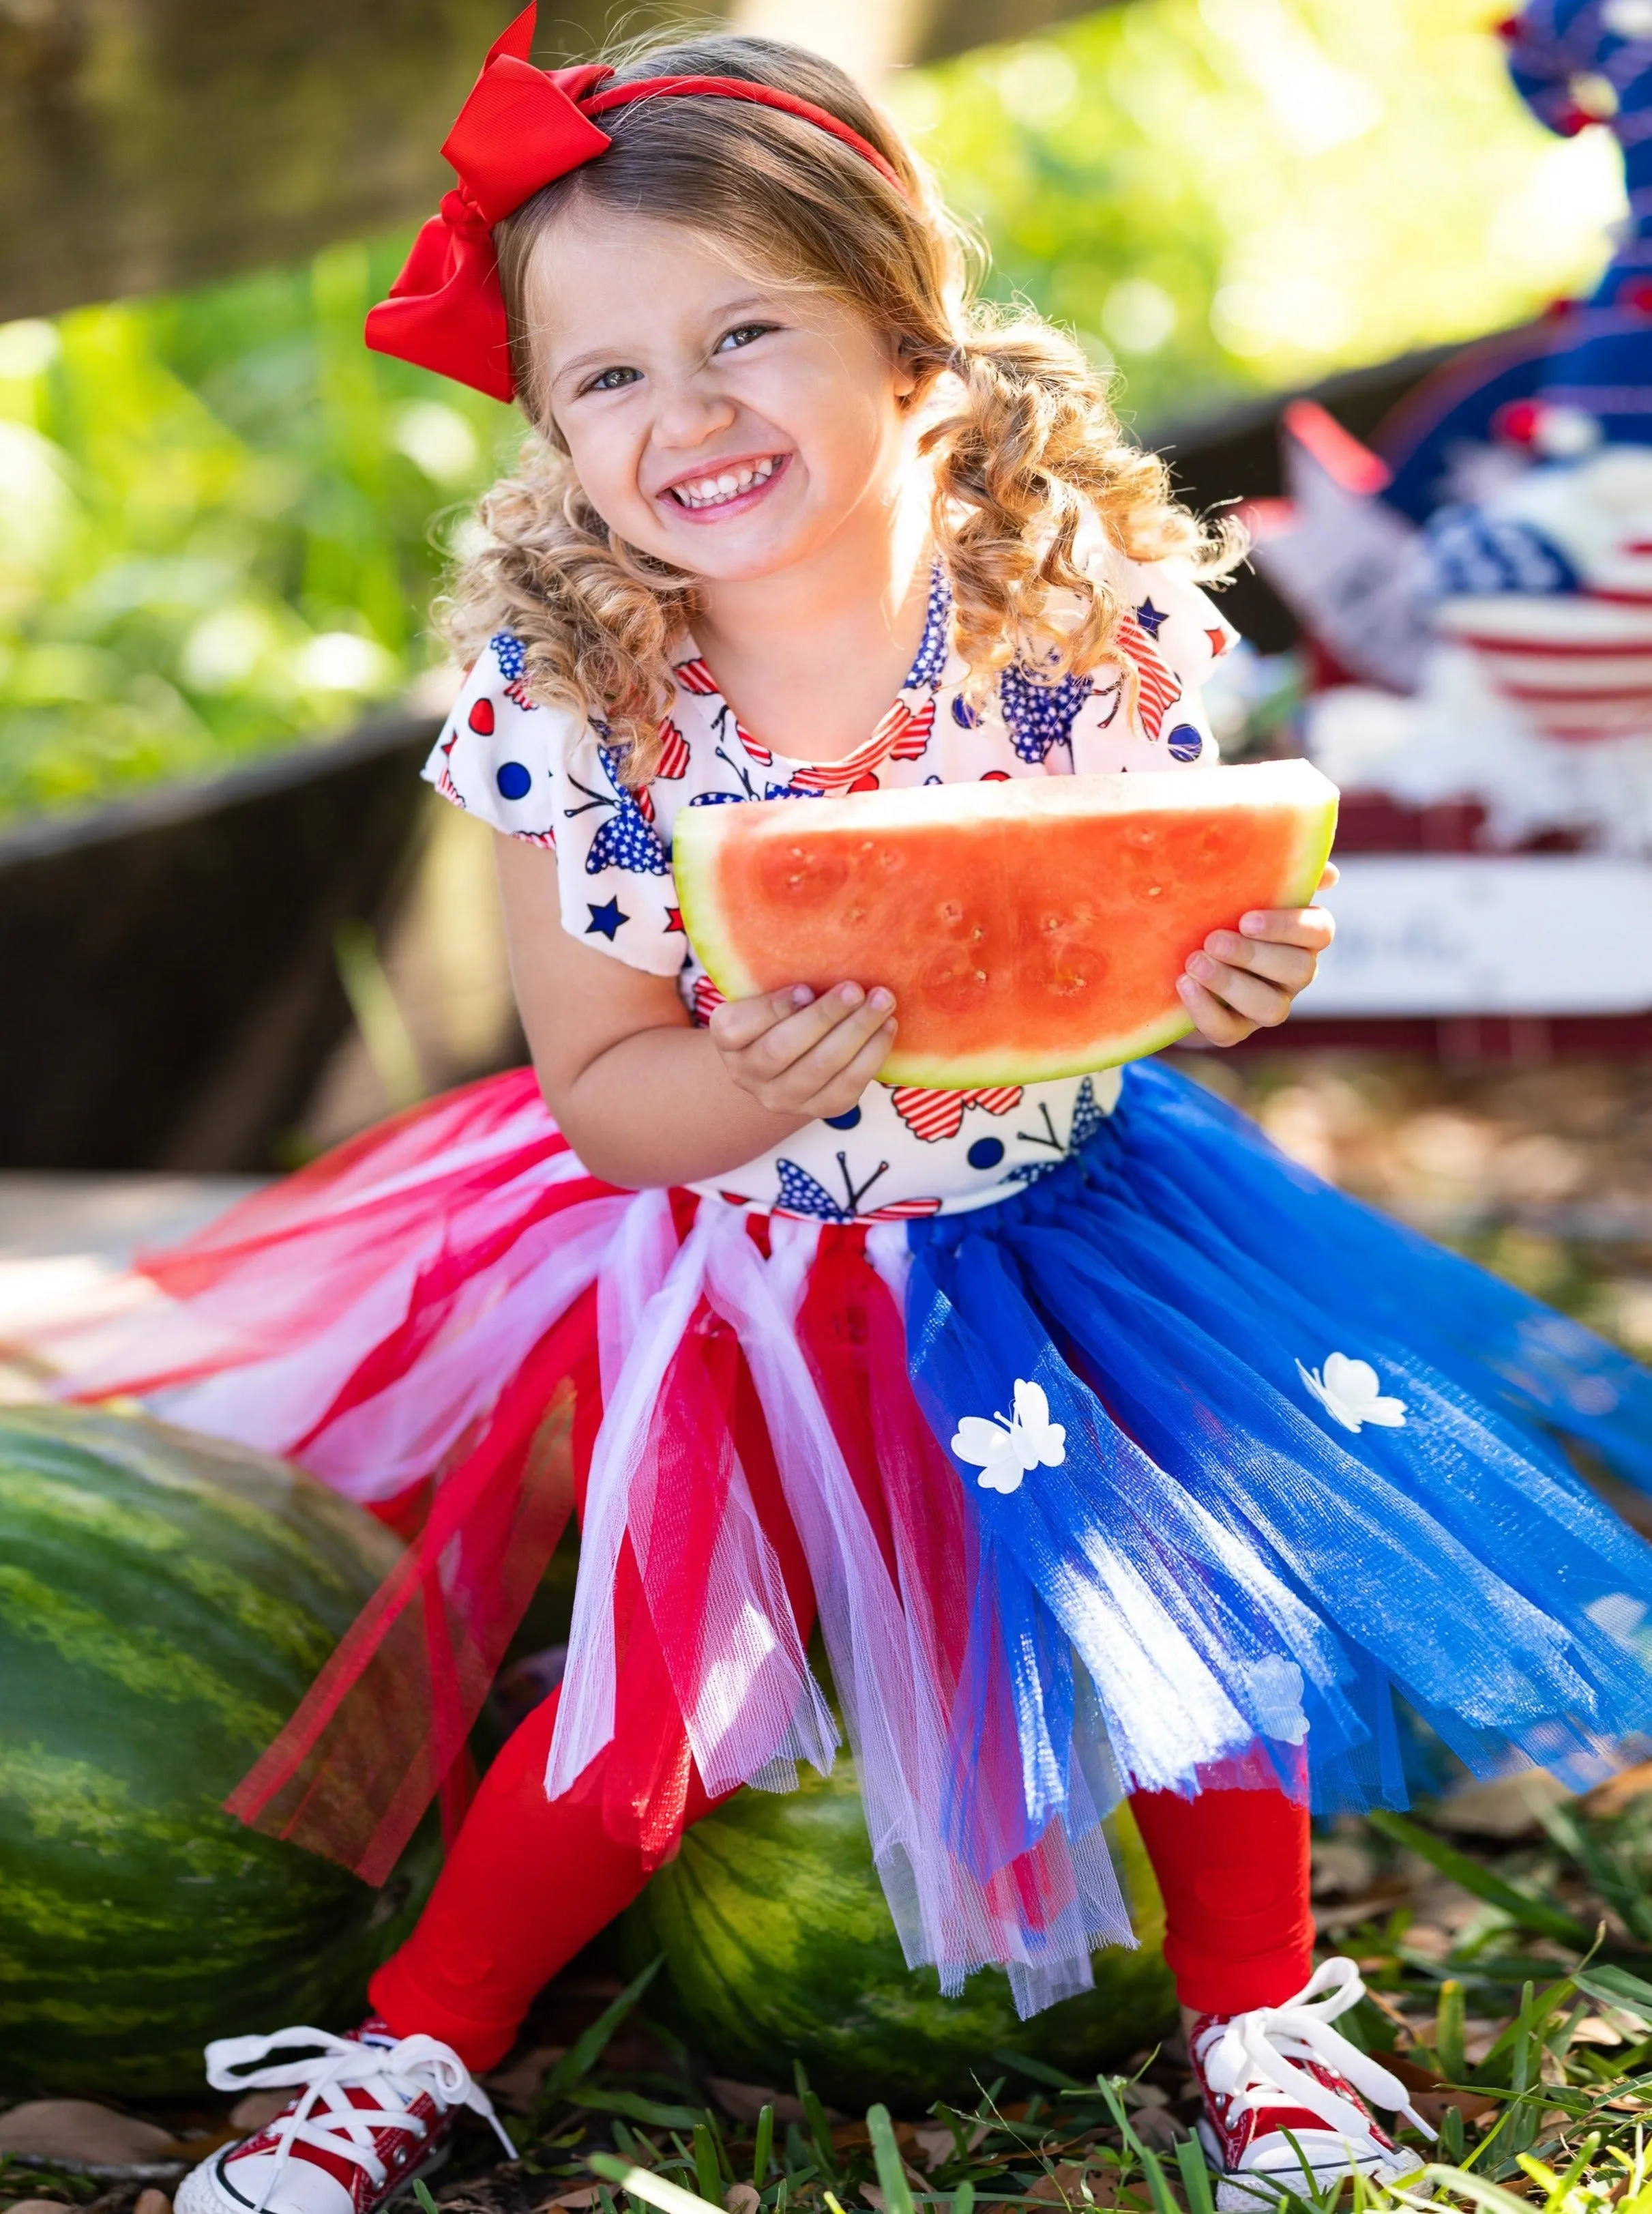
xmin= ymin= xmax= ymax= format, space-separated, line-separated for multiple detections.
xmin=790 ymin=699 xmax=936 ymax=796
xmin=889 ymin=1085 xmax=1024 ymax=1143
xmin=1115 ymin=615 xmax=1182 ymax=742
xmin=655 ymin=718 xmax=691 ymax=778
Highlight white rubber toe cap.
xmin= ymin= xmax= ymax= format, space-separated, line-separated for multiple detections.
xmin=1202 ymin=2121 xmax=1426 ymax=2211
xmin=177 ymin=2146 xmax=359 ymax=2214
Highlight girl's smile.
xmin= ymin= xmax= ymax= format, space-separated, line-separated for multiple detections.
xmin=658 ymin=449 xmax=791 ymax=519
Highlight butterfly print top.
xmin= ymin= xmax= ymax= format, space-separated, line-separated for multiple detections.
xmin=426 ymin=551 xmax=1237 ymax=1221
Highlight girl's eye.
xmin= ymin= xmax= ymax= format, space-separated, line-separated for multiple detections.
xmin=716 ymin=323 xmax=776 ymax=355
xmin=582 ymin=365 xmax=641 ymax=394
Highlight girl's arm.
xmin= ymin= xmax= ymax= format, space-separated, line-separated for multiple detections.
xmin=496 ymin=832 xmax=896 ymax=1189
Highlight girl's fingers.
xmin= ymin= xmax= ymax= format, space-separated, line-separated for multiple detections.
xmin=710 ymin=984 xmax=816 ymax=1052
xmin=776 ymin=993 xmax=897 ymax=1099
xmin=803 ymin=1017 xmax=900 ymax=1116
xmin=730 ymin=982 xmax=885 ymax=1076
xmin=1186 ymin=955 xmax=1293 ymax=1030
xmin=1176 ymin=972 xmax=1254 ymax=1047
xmin=1235 ymin=903 xmax=1336 ymax=952
xmin=1198 ymin=933 xmax=1320 ymax=993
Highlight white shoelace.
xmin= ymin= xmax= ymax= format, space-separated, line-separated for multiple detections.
xmin=1198 ymin=1959 xmax=1436 ymax=2155
xmin=205 ymin=2027 xmax=517 ymax=2214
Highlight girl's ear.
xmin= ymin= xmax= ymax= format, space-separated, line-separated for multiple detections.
xmin=891 ymin=338 xmax=930 ymax=407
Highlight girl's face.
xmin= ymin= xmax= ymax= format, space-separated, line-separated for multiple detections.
xmin=525 ymin=207 xmax=917 ymax=583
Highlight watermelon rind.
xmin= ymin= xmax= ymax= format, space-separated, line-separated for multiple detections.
xmin=674 ymin=759 xmax=1339 ymax=1089
xmin=0 ymin=1404 xmax=438 ymax=2099
xmin=619 ymin=1751 xmax=1177 ymax=2113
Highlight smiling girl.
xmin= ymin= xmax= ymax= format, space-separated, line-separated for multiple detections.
xmin=74 ymin=14 xmax=1652 ymax=2213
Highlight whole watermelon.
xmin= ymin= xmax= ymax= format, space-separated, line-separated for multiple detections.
xmin=620 ymin=1751 xmax=1177 ymax=2111
xmin=0 ymin=1405 xmax=439 ymax=2098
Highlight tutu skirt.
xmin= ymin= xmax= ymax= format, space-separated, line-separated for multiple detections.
xmin=61 ymin=1060 xmax=1652 ymax=2017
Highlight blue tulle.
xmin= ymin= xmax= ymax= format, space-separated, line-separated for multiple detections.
xmin=904 ymin=1060 xmax=1652 ymax=1865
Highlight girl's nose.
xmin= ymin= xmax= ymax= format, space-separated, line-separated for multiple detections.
xmin=650 ymin=375 xmax=739 ymax=450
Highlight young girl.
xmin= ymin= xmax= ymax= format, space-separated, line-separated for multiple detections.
xmin=72 ymin=14 xmax=1652 ymax=2213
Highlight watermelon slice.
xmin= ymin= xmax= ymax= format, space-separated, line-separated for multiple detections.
xmin=675 ymin=759 xmax=1339 ymax=1088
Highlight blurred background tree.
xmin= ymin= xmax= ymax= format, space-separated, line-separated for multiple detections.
xmin=890 ymin=0 xmax=1625 ymax=424
xmin=0 ymin=0 xmax=1625 ymax=821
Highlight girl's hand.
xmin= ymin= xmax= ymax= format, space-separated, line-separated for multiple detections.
xmin=1176 ymin=863 xmax=1338 ymax=1049
xmin=711 ymin=981 xmax=898 ymax=1118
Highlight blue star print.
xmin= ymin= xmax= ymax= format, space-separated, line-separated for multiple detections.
xmin=586 ymin=897 xmax=628 ymax=940
xmin=999 ymin=664 xmax=1093 ymax=763
xmin=1133 ymin=599 xmax=1167 ymax=640
xmin=775 ymin=1159 xmax=855 ymax=1221
xmin=774 ymin=1153 xmax=891 ymax=1219
xmin=1068 ymin=1076 xmax=1107 ymax=1150
xmin=901 ymin=566 xmax=953 ymax=690
xmin=567 ymin=746 xmax=670 ymax=876
xmin=490 ymin=630 xmax=528 ymax=684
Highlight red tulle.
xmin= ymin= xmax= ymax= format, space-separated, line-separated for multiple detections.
xmin=577 ymin=1294 xmax=818 ymax=1866
xmin=226 ymin=1290 xmax=600 ymax=1884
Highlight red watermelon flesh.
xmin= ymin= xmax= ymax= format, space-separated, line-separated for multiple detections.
xmin=675 ymin=759 xmax=1339 ymax=1088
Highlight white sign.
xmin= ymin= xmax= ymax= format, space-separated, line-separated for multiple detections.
xmin=1303 ymin=854 xmax=1652 ymax=1016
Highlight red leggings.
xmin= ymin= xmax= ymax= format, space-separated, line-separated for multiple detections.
xmin=370 ymin=1689 xmax=1314 ymax=2070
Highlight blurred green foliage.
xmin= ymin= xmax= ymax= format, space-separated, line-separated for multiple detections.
xmin=0 ymin=0 xmax=1628 ymax=821
xmin=893 ymin=0 xmax=1625 ymax=426
xmin=0 ymin=239 xmax=511 ymax=821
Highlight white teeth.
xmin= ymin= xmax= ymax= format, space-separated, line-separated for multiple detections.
xmin=671 ymin=457 xmax=779 ymax=508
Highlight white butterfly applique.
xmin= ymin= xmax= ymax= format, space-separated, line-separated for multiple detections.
xmin=1297 ymin=1352 xmax=1408 ymax=1435
xmin=951 ymin=1378 xmax=1067 ymax=1495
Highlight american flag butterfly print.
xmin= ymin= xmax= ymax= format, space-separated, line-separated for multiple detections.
xmin=1114 ymin=613 xmax=1183 ymax=742
xmin=889 ymin=1087 xmax=1024 ymax=1143
xmin=571 ymin=748 xmax=670 ymax=876
xmin=788 ymin=699 xmax=936 ymax=797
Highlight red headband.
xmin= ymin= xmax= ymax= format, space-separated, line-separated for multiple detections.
xmin=364 ymin=3 xmax=906 ymax=402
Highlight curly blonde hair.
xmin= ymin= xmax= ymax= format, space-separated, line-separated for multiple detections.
xmin=441 ymin=30 xmax=1239 ymax=785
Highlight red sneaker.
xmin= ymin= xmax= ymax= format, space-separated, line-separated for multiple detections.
xmin=1190 ymin=1960 xmax=1432 ymax=2210
xmin=177 ymin=2019 xmax=514 ymax=2214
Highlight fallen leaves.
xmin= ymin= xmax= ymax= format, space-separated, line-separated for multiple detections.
xmin=703 ymin=2080 xmax=806 ymax=2126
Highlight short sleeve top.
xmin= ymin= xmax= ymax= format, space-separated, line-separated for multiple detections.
xmin=425 ymin=551 xmax=1238 ymax=1222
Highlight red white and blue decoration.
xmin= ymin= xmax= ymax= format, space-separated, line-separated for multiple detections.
xmin=1245 ymin=0 xmax=1652 ymax=1043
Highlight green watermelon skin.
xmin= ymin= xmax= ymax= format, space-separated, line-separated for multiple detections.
xmin=620 ymin=1753 xmax=1177 ymax=2112
xmin=0 ymin=1405 xmax=439 ymax=2099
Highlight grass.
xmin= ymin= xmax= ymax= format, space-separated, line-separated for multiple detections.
xmin=325 ymin=1777 xmax=1652 ymax=2214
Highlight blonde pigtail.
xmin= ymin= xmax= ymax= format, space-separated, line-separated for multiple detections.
xmin=439 ymin=438 xmax=694 ymax=785
xmin=926 ymin=316 xmax=1243 ymax=697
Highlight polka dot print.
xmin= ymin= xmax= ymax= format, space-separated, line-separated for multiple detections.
xmin=496 ymin=761 xmax=532 ymax=800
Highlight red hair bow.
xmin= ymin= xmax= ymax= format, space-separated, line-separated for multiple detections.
xmin=366 ymin=3 xmax=904 ymax=403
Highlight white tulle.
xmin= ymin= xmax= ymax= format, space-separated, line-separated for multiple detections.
xmin=696 ymin=1205 xmax=1133 ymax=2009
xmin=302 ymin=1201 xmax=633 ymax=1498
xmin=546 ymin=1197 xmax=836 ymax=1805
